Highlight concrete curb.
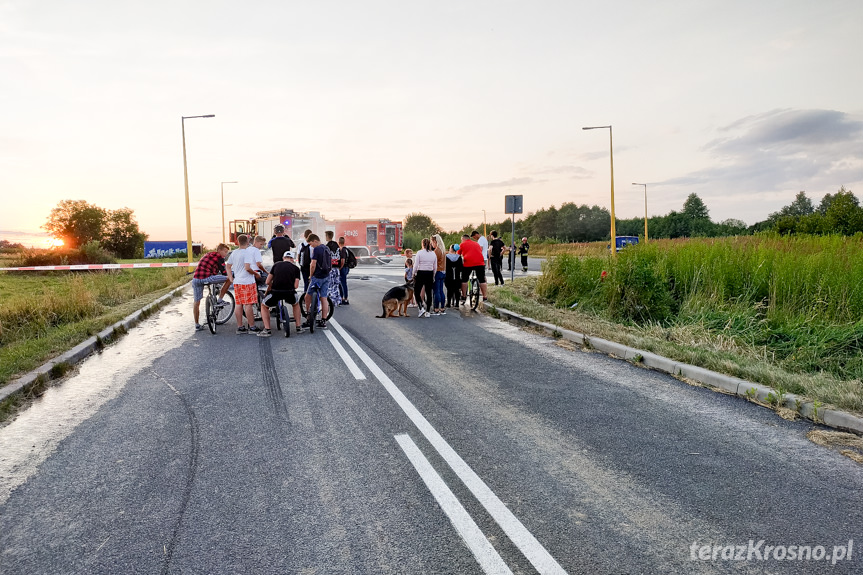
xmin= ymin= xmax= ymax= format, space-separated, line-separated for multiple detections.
xmin=0 ymin=284 xmax=188 ymax=405
xmin=487 ymin=304 xmax=863 ymax=435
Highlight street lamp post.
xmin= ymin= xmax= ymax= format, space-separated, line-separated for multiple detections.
xmin=583 ymin=125 xmax=616 ymax=255
xmin=182 ymin=114 xmax=215 ymax=264
xmin=221 ymin=181 xmax=238 ymax=244
xmin=632 ymin=182 xmax=648 ymax=242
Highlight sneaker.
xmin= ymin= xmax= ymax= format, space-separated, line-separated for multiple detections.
xmin=439 ymin=309 xmax=446 ymax=315
xmin=257 ymin=329 xmax=272 ymax=338
xmin=423 ymin=311 xmax=431 ymax=318
xmin=195 ymin=323 xmax=205 ymax=331
xmin=215 ymin=299 xmax=228 ymax=308
xmin=236 ymin=326 xmax=248 ymax=334
xmin=296 ymin=325 xmax=305 ymax=333
xmin=431 ymin=311 xmax=441 ymax=316
xmin=342 ymin=300 xmax=350 ymax=306
xmin=249 ymin=326 xmax=262 ymax=334
xmin=316 ymin=320 xmax=328 ymax=329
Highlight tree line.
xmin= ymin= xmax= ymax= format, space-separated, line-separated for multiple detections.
xmin=404 ymin=187 xmax=862 ymax=248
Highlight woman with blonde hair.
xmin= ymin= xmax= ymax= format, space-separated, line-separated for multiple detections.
xmin=430 ymin=233 xmax=447 ymax=315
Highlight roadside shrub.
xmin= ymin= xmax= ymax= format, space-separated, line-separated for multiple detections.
xmin=16 ymin=242 xmax=117 ymax=266
xmin=605 ymin=246 xmax=675 ymax=323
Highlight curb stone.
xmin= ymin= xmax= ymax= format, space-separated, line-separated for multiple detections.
xmin=487 ymin=304 xmax=863 ymax=435
xmin=0 ymin=284 xmax=188 ymax=405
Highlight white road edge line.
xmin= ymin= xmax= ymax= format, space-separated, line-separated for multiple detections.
xmin=324 ymin=330 xmax=366 ymax=380
xmin=329 ymin=318 xmax=567 ymax=575
xmin=395 ymin=434 xmax=513 ymax=575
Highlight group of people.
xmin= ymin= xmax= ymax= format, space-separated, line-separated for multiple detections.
xmin=191 ymin=224 xmax=354 ymax=336
xmin=403 ymin=230 xmax=530 ymax=316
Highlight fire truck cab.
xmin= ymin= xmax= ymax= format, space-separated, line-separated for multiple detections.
xmin=331 ymin=219 xmax=402 ymax=256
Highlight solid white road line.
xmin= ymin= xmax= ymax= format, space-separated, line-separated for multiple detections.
xmin=324 ymin=330 xmax=366 ymax=380
xmin=395 ymin=434 xmax=513 ymax=575
xmin=329 ymin=318 xmax=567 ymax=575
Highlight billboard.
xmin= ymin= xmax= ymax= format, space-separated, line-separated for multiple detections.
xmin=144 ymin=241 xmax=202 ymax=258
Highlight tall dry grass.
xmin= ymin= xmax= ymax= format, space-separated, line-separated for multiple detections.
xmin=531 ymin=234 xmax=863 ymax=408
xmin=0 ymin=269 xmax=188 ymax=346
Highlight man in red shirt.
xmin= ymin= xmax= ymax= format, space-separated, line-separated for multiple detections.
xmin=192 ymin=243 xmax=231 ymax=331
xmin=458 ymin=233 xmax=488 ymax=302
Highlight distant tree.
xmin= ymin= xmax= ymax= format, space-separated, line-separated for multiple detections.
xmin=403 ymin=212 xmax=441 ymax=238
xmin=43 ymin=200 xmax=148 ymax=257
xmin=782 ymin=191 xmax=815 ymax=217
xmin=823 ymin=186 xmax=863 ymax=235
xmin=43 ymin=200 xmax=107 ymax=249
xmin=682 ymin=193 xmax=710 ymax=220
xmin=103 ymin=207 xmax=148 ymax=258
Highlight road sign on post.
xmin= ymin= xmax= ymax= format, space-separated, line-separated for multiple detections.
xmin=505 ymin=195 xmax=523 ymax=283
xmin=505 ymin=195 xmax=523 ymax=214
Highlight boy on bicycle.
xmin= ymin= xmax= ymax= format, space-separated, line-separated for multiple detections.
xmin=303 ymin=234 xmax=331 ymax=329
xmin=192 ymin=243 xmax=231 ymax=331
xmin=261 ymin=251 xmax=304 ymax=334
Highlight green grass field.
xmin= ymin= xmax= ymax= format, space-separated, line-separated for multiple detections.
xmin=0 ymin=260 xmax=189 ymax=388
xmin=489 ymin=234 xmax=863 ymax=415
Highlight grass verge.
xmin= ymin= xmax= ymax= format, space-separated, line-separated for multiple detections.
xmin=488 ymin=276 xmax=863 ymax=417
xmin=0 ymin=268 xmax=189 ymax=388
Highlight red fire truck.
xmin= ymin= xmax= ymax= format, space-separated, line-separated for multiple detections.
xmin=330 ymin=219 xmax=403 ymax=256
xmin=228 ymin=212 xmax=402 ymax=257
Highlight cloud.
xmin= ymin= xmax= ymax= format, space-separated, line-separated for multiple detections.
xmin=708 ymin=109 xmax=863 ymax=154
xmin=529 ymin=165 xmax=593 ymax=179
xmin=459 ymin=177 xmax=543 ymax=192
xmin=658 ymin=109 xmax=863 ymax=194
xmin=0 ymin=229 xmax=48 ymax=238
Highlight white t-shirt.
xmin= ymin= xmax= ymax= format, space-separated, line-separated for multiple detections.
xmin=226 ymin=249 xmax=242 ymax=278
xmin=478 ymin=236 xmax=489 ymax=262
xmin=232 ymin=246 xmax=262 ymax=285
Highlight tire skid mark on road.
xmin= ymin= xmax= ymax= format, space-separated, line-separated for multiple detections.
xmin=150 ymin=369 xmax=201 ymax=575
xmin=258 ymin=337 xmax=289 ymax=422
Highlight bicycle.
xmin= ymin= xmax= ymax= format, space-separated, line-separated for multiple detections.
xmin=466 ymin=269 xmax=481 ymax=311
xmin=204 ymin=281 xmax=236 ymax=334
xmin=300 ymin=291 xmax=334 ymax=333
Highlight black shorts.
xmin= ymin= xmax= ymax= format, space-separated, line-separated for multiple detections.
xmin=461 ymin=265 xmax=487 ymax=284
xmin=261 ymin=289 xmax=297 ymax=308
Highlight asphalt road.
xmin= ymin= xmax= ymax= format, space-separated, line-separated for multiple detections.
xmin=1 ymin=262 xmax=861 ymax=574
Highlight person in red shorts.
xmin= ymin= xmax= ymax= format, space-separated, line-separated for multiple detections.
xmin=232 ymin=235 xmax=272 ymax=336
xmin=458 ymin=232 xmax=488 ymax=302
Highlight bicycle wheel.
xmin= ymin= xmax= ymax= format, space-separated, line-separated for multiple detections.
xmin=324 ymin=297 xmax=334 ymax=320
xmin=469 ymin=276 xmax=480 ymax=310
xmin=308 ymin=292 xmax=318 ymax=333
xmin=205 ymin=295 xmax=217 ymax=334
xmin=274 ymin=300 xmax=282 ymax=332
xmin=280 ymin=301 xmax=291 ymax=337
xmin=215 ymin=291 xmax=235 ymax=325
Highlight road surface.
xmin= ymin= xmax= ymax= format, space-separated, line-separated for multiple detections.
xmin=1 ymin=262 xmax=861 ymax=574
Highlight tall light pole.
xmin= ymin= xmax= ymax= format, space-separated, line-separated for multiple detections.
xmin=482 ymin=210 xmax=487 ymax=236
xmin=632 ymin=182 xmax=648 ymax=242
xmin=583 ymin=125 xmax=616 ymax=255
xmin=182 ymin=114 xmax=215 ymax=264
xmin=221 ymin=181 xmax=238 ymax=244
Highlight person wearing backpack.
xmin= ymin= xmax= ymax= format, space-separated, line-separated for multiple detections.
xmin=338 ymin=236 xmax=353 ymax=305
xmin=325 ymin=231 xmax=342 ymax=307
xmin=298 ymin=229 xmax=312 ymax=293
xmin=304 ymin=234 xmax=332 ymax=329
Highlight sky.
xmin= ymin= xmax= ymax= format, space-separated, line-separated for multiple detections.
xmin=2 ymin=0 xmax=862 ymax=248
